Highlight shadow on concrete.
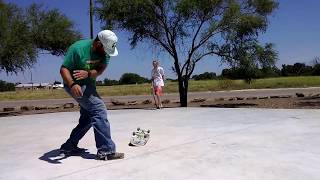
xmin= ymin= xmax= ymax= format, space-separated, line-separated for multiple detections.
xmin=201 ymin=103 xmax=257 ymax=108
xmin=39 ymin=149 xmax=96 ymax=164
xmin=111 ymin=107 xmax=159 ymax=111
xmin=0 ymin=111 xmax=21 ymax=117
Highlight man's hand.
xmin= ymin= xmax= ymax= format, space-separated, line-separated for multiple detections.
xmin=71 ymin=84 xmax=83 ymax=97
xmin=60 ymin=67 xmax=83 ymax=97
xmin=73 ymin=70 xmax=89 ymax=80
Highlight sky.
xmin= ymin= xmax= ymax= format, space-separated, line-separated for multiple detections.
xmin=1 ymin=0 xmax=320 ymax=83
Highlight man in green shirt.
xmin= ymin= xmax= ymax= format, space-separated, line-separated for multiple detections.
xmin=59 ymin=30 xmax=124 ymax=160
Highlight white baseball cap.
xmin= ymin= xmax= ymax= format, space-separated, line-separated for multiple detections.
xmin=97 ymin=30 xmax=118 ymax=56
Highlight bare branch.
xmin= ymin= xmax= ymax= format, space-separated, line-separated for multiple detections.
xmin=187 ymin=60 xmax=196 ymax=77
xmin=181 ymin=20 xmax=205 ymax=73
xmin=148 ymin=33 xmax=174 ymax=56
xmin=194 ymin=50 xmax=234 ymax=64
xmin=150 ymin=1 xmax=175 ymax=49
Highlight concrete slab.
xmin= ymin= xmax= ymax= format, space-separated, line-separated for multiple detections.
xmin=0 ymin=108 xmax=320 ymax=180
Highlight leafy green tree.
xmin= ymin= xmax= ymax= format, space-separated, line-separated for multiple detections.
xmin=281 ymin=63 xmax=313 ymax=76
xmin=221 ymin=41 xmax=278 ymax=83
xmin=0 ymin=2 xmax=36 ymax=73
xmin=0 ymin=1 xmax=81 ymax=73
xmin=311 ymin=56 xmax=320 ymax=66
xmin=95 ymin=0 xmax=278 ymax=106
xmin=222 ymin=66 xmax=261 ymax=81
xmin=119 ymin=73 xmax=149 ymax=84
xmin=0 ymin=80 xmax=15 ymax=92
xmin=312 ymin=57 xmax=320 ymax=76
xmin=96 ymin=80 xmax=103 ymax=86
xmin=312 ymin=64 xmax=320 ymax=76
xmin=192 ymin=72 xmax=217 ymax=80
xmin=103 ymin=78 xmax=119 ymax=86
xmin=260 ymin=66 xmax=280 ymax=78
xmin=27 ymin=4 xmax=81 ymax=56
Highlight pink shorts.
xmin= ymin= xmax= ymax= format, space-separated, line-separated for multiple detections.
xmin=153 ymin=86 xmax=163 ymax=96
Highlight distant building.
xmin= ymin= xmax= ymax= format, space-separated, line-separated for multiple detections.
xmin=15 ymin=83 xmax=54 ymax=91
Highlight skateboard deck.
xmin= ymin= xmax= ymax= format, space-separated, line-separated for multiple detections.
xmin=129 ymin=127 xmax=150 ymax=146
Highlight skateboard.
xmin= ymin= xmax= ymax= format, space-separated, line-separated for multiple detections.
xmin=129 ymin=127 xmax=150 ymax=146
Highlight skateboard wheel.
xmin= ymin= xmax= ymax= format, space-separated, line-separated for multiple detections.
xmin=137 ymin=127 xmax=140 ymax=131
xmin=133 ymin=132 xmax=136 ymax=136
xmin=147 ymin=130 xmax=150 ymax=133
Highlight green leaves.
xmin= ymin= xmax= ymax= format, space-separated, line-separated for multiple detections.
xmin=27 ymin=4 xmax=81 ymax=56
xmin=0 ymin=80 xmax=15 ymax=92
xmin=0 ymin=3 xmax=36 ymax=73
xmin=0 ymin=2 xmax=81 ymax=73
xmin=248 ymin=0 xmax=279 ymax=15
xmin=119 ymin=73 xmax=149 ymax=84
xmin=176 ymin=0 xmax=223 ymax=19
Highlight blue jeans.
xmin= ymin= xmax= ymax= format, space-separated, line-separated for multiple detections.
xmin=62 ymin=84 xmax=116 ymax=154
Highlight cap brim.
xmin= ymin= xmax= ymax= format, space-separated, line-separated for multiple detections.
xmin=109 ymin=47 xmax=118 ymax=56
xmin=104 ymin=47 xmax=118 ymax=57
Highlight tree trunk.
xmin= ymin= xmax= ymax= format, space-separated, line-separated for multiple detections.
xmin=178 ymin=78 xmax=189 ymax=107
xmin=172 ymin=54 xmax=189 ymax=107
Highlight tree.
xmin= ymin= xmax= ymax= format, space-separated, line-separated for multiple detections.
xmin=95 ymin=0 xmax=278 ymax=106
xmin=192 ymin=72 xmax=217 ymax=80
xmin=103 ymin=78 xmax=119 ymax=86
xmin=312 ymin=64 xmax=320 ymax=76
xmin=0 ymin=2 xmax=36 ymax=73
xmin=119 ymin=73 xmax=149 ymax=84
xmin=0 ymin=80 xmax=15 ymax=92
xmin=0 ymin=1 xmax=81 ymax=73
xmin=312 ymin=57 xmax=320 ymax=76
xmin=221 ymin=65 xmax=280 ymax=80
xmin=260 ymin=66 xmax=280 ymax=78
xmin=221 ymin=41 xmax=278 ymax=83
xmin=311 ymin=56 xmax=320 ymax=66
xmin=96 ymin=80 xmax=103 ymax=86
xmin=281 ymin=63 xmax=313 ymax=76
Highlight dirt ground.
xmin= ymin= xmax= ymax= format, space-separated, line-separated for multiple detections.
xmin=198 ymin=96 xmax=320 ymax=109
xmin=1 ymin=95 xmax=319 ymax=117
xmin=116 ymin=96 xmax=320 ymax=109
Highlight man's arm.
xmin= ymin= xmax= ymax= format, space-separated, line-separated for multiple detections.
xmin=60 ymin=66 xmax=83 ymax=97
xmin=72 ymin=64 xmax=107 ymax=80
xmin=60 ymin=66 xmax=75 ymax=87
xmin=88 ymin=64 xmax=107 ymax=78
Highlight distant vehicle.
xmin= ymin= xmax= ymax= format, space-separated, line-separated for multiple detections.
xmin=52 ymin=83 xmax=64 ymax=89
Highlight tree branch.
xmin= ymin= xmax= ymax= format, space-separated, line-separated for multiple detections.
xmin=151 ymin=2 xmax=175 ymax=48
xmin=181 ymin=20 xmax=205 ymax=74
xmin=149 ymin=33 xmax=174 ymax=57
xmin=194 ymin=50 xmax=234 ymax=64
xmin=187 ymin=60 xmax=196 ymax=77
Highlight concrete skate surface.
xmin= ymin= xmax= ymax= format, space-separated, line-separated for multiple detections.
xmin=0 ymin=107 xmax=319 ymax=180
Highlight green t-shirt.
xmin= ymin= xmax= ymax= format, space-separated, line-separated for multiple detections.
xmin=62 ymin=39 xmax=110 ymax=86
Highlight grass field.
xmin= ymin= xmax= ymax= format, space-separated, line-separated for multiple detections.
xmin=1 ymin=76 xmax=320 ymax=101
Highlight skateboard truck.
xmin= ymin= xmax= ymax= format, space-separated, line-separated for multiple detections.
xmin=129 ymin=127 xmax=150 ymax=146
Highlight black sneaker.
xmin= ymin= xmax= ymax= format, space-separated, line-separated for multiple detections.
xmin=60 ymin=143 xmax=86 ymax=155
xmin=107 ymin=152 xmax=125 ymax=160
xmin=96 ymin=152 xmax=125 ymax=160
